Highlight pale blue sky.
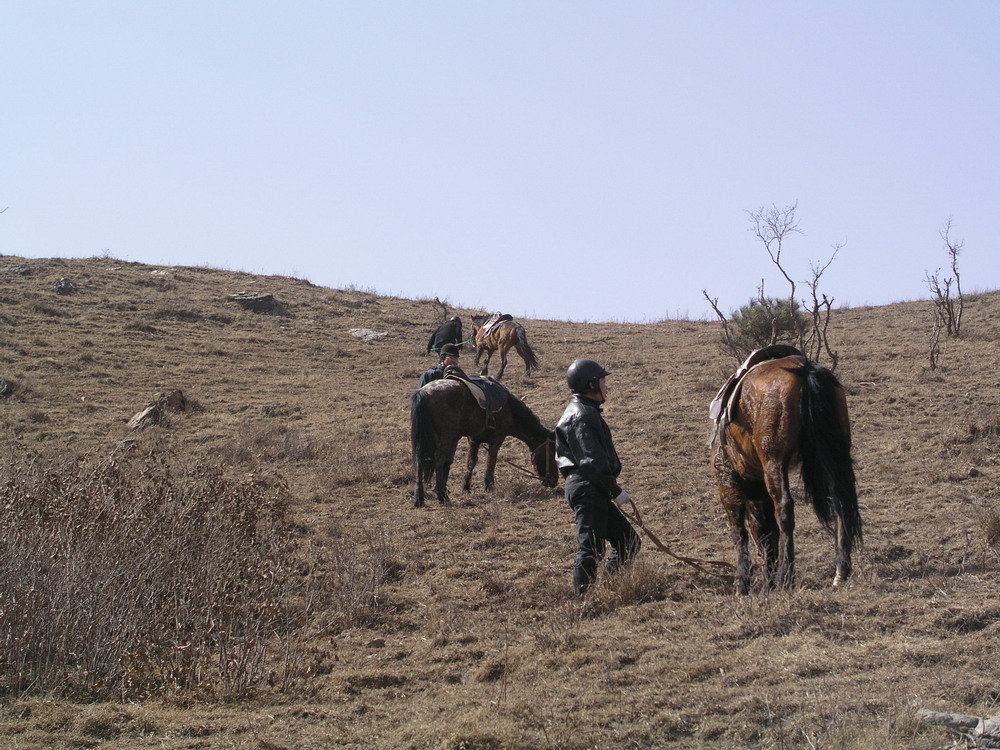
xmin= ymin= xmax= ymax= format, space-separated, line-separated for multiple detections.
xmin=3 ymin=2 xmax=998 ymax=322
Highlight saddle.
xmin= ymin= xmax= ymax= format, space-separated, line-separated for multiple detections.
xmin=708 ymin=344 xmax=804 ymax=445
xmin=445 ymin=367 xmax=509 ymax=413
xmin=478 ymin=312 xmax=513 ymax=340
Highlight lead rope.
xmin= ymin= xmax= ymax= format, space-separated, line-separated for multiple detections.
xmin=503 ymin=447 xmax=734 ymax=581
xmin=615 ymin=500 xmax=734 ymax=580
xmin=501 ymin=438 xmax=554 ymax=479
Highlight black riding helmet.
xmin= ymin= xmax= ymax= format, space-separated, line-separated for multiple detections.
xmin=566 ymin=358 xmax=610 ymax=394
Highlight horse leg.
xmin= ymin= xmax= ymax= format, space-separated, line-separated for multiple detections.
xmin=763 ymin=462 xmax=795 ymax=588
xmin=746 ymin=487 xmax=780 ymax=589
xmin=483 ymin=437 xmax=504 ymax=490
xmin=434 ymin=437 xmax=460 ymax=504
xmin=414 ymin=457 xmax=426 ymax=508
xmin=462 ymin=438 xmax=480 ymax=493
xmin=715 ymin=449 xmax=753 ymax=594
xmin=480 ymin=350 xmax=492 ymax=376
xmin=496 ymin=348 xmax=508 ymax=380
xmin=833 ymin=514 xmax=854 ymax=587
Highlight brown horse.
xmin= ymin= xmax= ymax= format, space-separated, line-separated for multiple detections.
xmin=712 ymin=351 xmax=862 ymax=594
xmin=410 ymin=378 xmax=557 ymax=507
xmin=472 ymin=318 xmax=538 ymax=379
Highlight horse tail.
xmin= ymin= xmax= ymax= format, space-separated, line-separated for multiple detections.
xmin=515 ymin=324 xmax=539 ymax=373
xmin=797 ymin=362 xmax=863 ymax=546
xmin=410 ymin=388 xmax=437 ymax=476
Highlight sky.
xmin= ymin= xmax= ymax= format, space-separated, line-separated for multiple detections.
xmin=3 ymin=2 xmax=999 ymax=323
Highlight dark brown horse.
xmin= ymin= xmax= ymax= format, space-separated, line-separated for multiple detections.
xmin=410 ymin=378 xmax=557 ymax=507
xmin=712 ymin=352 xmax=862 ymax=594
xmin=471 ymin=319 xmax=538 ymax=379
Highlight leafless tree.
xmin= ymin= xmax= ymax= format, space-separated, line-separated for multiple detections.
xmin=925 ymin=218 xmax=964 ymax=340
xmin=748 ymin=202 xmax=803 ymax=313
xmin=431 ymin=296 xmax=449 ymax=325
xmin=705 ymin=202 xmax=841 ymax=370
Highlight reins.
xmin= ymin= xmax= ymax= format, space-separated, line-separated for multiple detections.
xmin=501 ymin=438 xmax=554 ymax=479
xmin=615 ymin=500 xmax=734 ymax=581
xmin=498 ymin=440 xmax=732 ymax=582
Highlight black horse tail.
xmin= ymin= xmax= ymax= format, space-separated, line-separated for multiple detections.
xmin=410 ymin=389 xmax=437 ymax=476
xmin=797 ymin=361 xmax=863 ymax=546
xmin=515 ymin=324 xmax=539 ymax=374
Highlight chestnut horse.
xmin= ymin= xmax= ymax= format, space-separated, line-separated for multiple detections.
xmin=410 ymin=378 xmax=557 ymax=507
xmin=712 ymin=352 xmax=862 ymax=594
xmin=472 ymin=319 xmax=539 ymax=379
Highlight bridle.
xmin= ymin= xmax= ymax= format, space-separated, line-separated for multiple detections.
xmin=502 ymin=437 xmax=555 ymax=482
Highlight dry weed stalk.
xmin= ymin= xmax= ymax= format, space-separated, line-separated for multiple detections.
xmin=0 ymin=449 xmax=305 ymax=700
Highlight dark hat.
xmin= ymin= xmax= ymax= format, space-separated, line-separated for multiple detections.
xmin=439 ymin=343 xmax=460 ymax=359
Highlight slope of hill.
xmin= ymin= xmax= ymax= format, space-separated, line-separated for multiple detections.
xmin=1 ymin=255 xmax=999 ymax=749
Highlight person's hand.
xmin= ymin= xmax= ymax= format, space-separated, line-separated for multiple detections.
xmin=613 ymin=490 xmax=631 ymax=507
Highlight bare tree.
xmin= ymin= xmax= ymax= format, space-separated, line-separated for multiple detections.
xmin=748 ymin=202 xmax=803 ymax=314
xmin=925 ymin=218 xmax=965 ymax=340
xmin=706 ymin=202 xmax=841 ymax=369
xmin=802 ymin=243 xmax=842 ymax=370
xmin=431 ymin=296 xmax=449 ymax=325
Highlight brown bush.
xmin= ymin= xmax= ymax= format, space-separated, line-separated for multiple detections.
xmin=0 ymin=449 xmax=301 ymax=700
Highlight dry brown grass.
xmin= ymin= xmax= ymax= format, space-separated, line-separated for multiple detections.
xmin=1 ymin=254 xmax=999 ymax=748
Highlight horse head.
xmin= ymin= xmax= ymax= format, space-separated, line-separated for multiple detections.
xmin=531 ymin=432 xmax=559 ymax=488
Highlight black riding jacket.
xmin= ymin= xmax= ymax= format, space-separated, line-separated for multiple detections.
xmin=426 ymin=319 xmax=463 ymax=354
xmin=555 ymin=395 xmax=623 ymax=499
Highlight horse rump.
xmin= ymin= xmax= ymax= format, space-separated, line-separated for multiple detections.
xmin=797 ymin=361 xmax=862 ymax=546
xmin=514 ymin=324 xmax=539 ymax=373
xmin=409 ymin=388 xmax=437 ymax=477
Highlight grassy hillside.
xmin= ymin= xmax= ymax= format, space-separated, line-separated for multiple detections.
xmin=1 ymin=255 xmax=999 ymax=749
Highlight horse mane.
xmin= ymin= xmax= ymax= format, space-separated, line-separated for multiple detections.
xmin=505 ymin=392 xmax=550 ymax=442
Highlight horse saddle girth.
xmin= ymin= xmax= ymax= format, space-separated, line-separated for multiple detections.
xmin=446 ymin=372 xmax=508 ymax=413
xmin=708 ymin=344 xmax=804 ymax=445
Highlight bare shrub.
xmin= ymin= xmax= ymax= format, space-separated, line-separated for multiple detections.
xmin=309 ymin=520 xmax=403 ymax=632
xmin=0 ymin=449 xmax=305 ymax=700
xmin=215 ymin=421 xmax=318 ymax=464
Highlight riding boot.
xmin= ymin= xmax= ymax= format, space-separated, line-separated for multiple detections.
xmin=572 ymin=559 xmax=597 ymax=597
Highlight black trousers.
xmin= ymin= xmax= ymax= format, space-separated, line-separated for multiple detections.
xmin=565 ymin=475 xmax=641 ymax=594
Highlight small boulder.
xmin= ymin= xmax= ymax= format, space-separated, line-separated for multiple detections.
xmin=127 ymin=389 xmax=187 ymax=430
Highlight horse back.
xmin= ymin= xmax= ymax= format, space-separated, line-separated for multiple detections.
xmin=724 ymin=356 xmax=809 ymax=470
xmin=418 ymin=378 xmax=499 ymax=437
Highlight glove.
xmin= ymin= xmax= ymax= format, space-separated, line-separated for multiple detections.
xmin=613 ymin=490 xmax=631 ymax=507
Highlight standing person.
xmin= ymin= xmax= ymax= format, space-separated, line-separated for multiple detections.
xmin=555 ymin=358 xmax=640 ymax=596
xmin=427 ymin=316 xmax=464 ymax=354
xmin=418 ymin=343 xmax=462 ymax=388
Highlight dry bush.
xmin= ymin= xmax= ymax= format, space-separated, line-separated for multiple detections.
xmin=306 ymin=518 xmax=403 ymax=633
xmin=214 ymin=420 xmax=319 ymax=464
xmin=0 ymin=449 xmax=305 ymax=701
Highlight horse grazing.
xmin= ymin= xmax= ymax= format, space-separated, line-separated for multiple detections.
xmin=711 ymin=348 xmax=862 ymax=594
xmin=471 ymin=316 xmax=539 ymax=379
xmin=410 ymin=378 xmax=557 ymax=507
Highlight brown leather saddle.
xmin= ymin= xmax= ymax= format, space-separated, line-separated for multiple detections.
xmin=708 ymin=344 xmax=804 ymax=444
xmin=445 ymin=367 xmax=509 ymax=413
xmin=478 ymin=312 xmax=513 ymax=340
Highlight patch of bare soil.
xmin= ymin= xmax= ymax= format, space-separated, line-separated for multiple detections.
xmin=1 ymin=255 xmax=999 ymax=749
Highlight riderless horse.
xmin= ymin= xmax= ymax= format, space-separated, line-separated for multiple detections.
xmin=410 ymin=374 xmax=557 ymax=507
xmin=471 ymin=313 xmax=539 ymax=379
xmin=710 ymin=345 xmax=862 ymax=594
